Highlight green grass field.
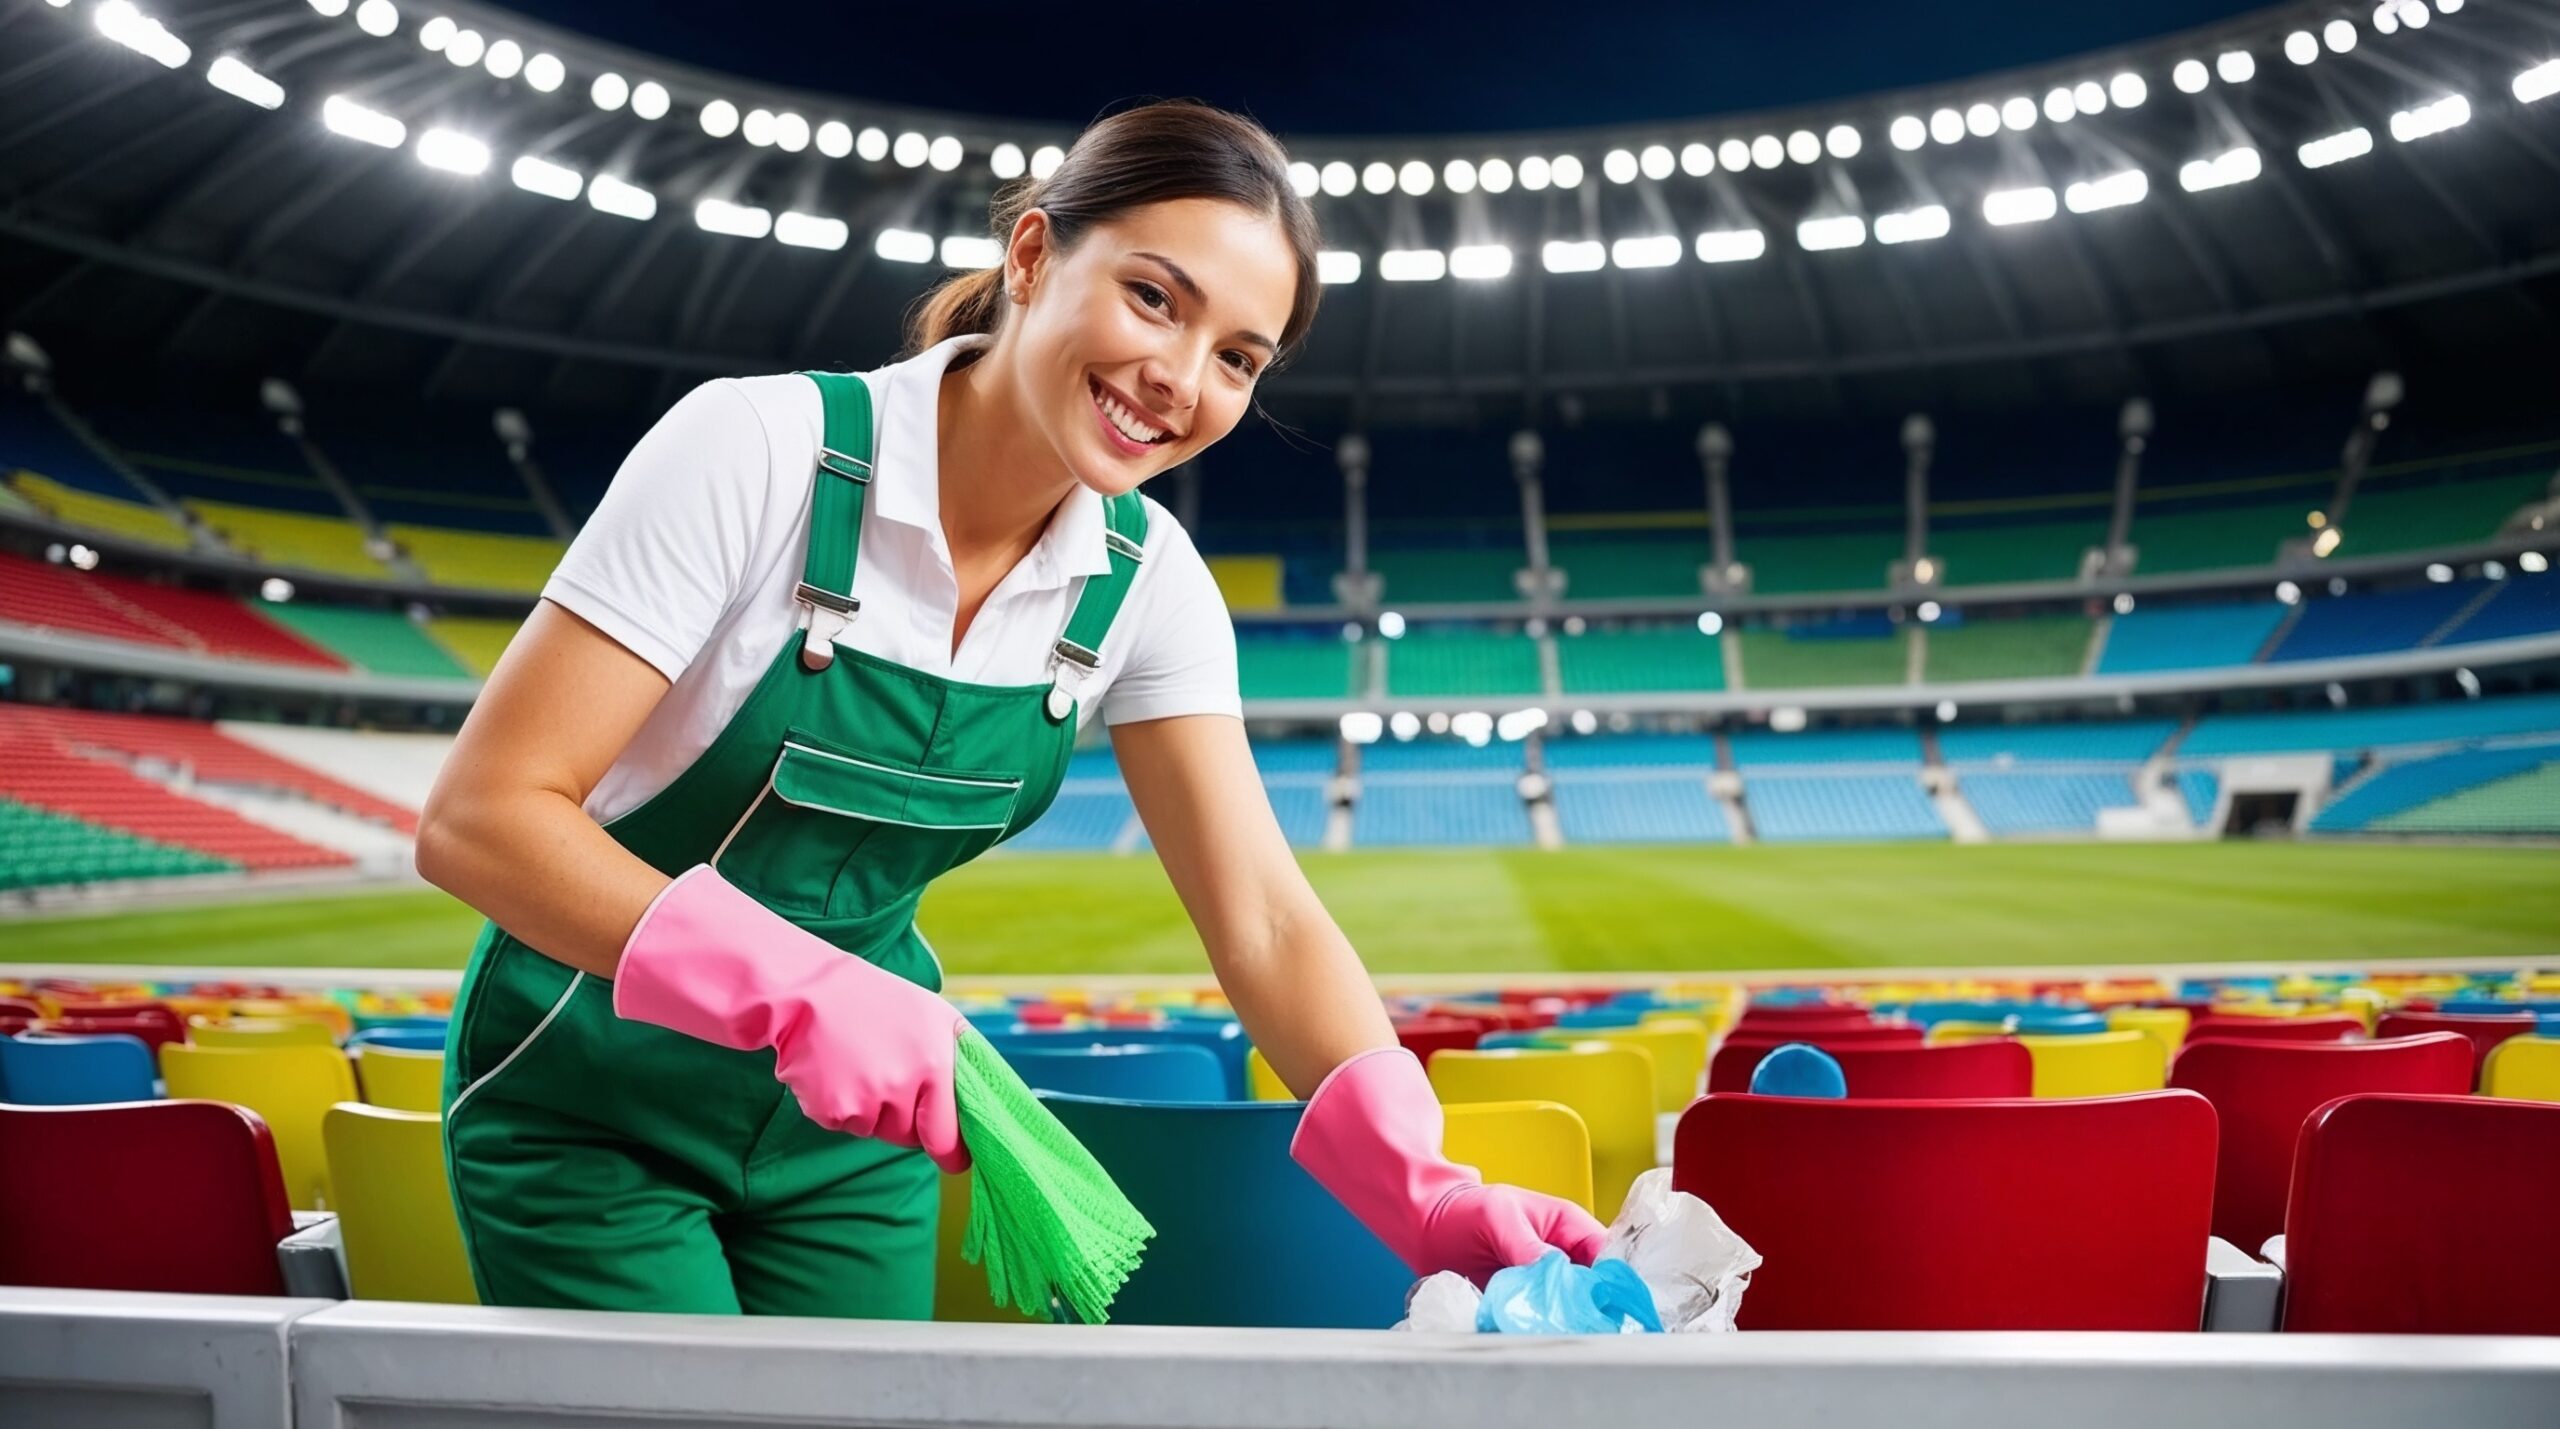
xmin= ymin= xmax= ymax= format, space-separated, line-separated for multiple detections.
xmin=7 ymin=843 xmax=2558 ymax=976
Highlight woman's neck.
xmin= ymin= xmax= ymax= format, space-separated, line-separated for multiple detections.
xmin=935 ymin=347 xmax=1075 ymax=569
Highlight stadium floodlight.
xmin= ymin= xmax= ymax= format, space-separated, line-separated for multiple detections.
xmin=523 ymin=52 xmax=562 ymax=91
xmin=1795 ymin=214 xmax=1867 ymax=251
xmin=703 ymin=101 xmax=744 ymax=140
xmin=586 ymin=172 xmax=655 ymax=220
xmin=1680 ymin=142 xmax=1713 ymax=175
xmin=1339 ymin=712 xmax=1382 ymax=745
xmin=308 ymin=0 xmax=349 ymax=14
xmin=95 ymin=2 xmax=190 ymax=68
xmin=2390 ymin=95 xmax=2469 ymax=142
xmin=940 ymin=235 xmax=1000 ymax=267
xmin=1451 ymin=711 xmax=1494 ymax=746
xmin=2325 ymin=19 xmax=2357 ymax=52
xmin=2064 ymin=168 xmax=2147 ymax=213
xmin=1935 ymin=699 xmax=1959 ymax=723
xmin=1320 ymin=160 xmax=1355 ymax=195
xmin=2001 ymin=96 xmax=2036 ymax=130
xmin=1519 ymin=155 xmax=1553 ymax=190
xmin=1318 ymin=250 xmax=1362 ymax=284
xmin=418 ymin=15 xmax=453 ymax=50
xmin=1397 ymin=159 xmax=1433 ymax=195
xmin=860 ymin=128 xmax=892 ymax=162
xmin=2109 ymin=72 xmax=2147 ymax=108
xmin=1361 ymin=161 xmax=1394 ymax=194
xmin=1603 ymin=148 xmax=1638 ymax=183
xmin=2398 ymin=0 xmax=2429 ymax=29
xmin=354 ymin=0 xmax=397 ymax=37
xmin=775 ymin=212 xmax=848 ymax=251
xmin=322 ymin=95 xmax=405 ymax=148
xmin=775 ymin=113 xmax=810 ymax=153
xmin=1641 ymin=144 xmax=1674 ymax=179
xmin=694 ymin=198 xmax=772 ymax=240
xmin=1873 ymin=204 xmax=1950 ymax=244
xmin=2173 ymin=59 xmax=2209 ymax=93
xmin=2216 ymin=49 xmax=2256 ymax=83
xmin=1718 ymin=138 xmax=1752 ymax=170
xmin=66 ymin=543 xmax=99 ymax=570
xmin=1611 ymin=234 xmax=1682 ymax=269
xmin=1379 ymin=249 xmax=1448 ymax=282
xmin=1378 ymin=611 xmax=1407 ymax=639
xmin=2113 ymin=592 xmax=2136 ymax=615
xmin=887 ymin=131 xmax=925 ymax=167
xmin=2373 ymin=3 xmax=2399 ymax=36
xmin=1786 ymin=129 xmax=1821 ymax=163
xmin=741 ymin=109 xmax=776 ymax=147
xmin=1695 ymin=228 xmax=1767 ymax=262
xmin=2044 ymin=87 xmax=2077 ymax=122
xmin=2485 ymin=561 xmax=2506 ymax=581
xmin=1480 ymin=157 xmax=1514 ymax=191
xmin=2426 ymin=562 xmax=2455 ymax=583
xmin=2075 ymin=79 xmax=2108 ymax=114
xmin=2275 ymin=580 xmax=2302 ymax=604
xmin=1030 ymin=143 xmax=1066 ymax=178
xmin=206 ymin=56 xmax=284 ymax=109
xmin=484 ymin=38 xmax=522 ymax=79
xmin=2514 ymin=61 xmax=2560 ymax=105
xmin=509 ymin=155 xmax=581 ymax=201
xmin=1449 ymin=244 xmax=1512 ymax=280
xmin=2313 ymin=526 xmax=2342 ymax=557
xmin=1443 ymin=157 xmax=1478 ymax=193
xmin=819 ymin=121 xmax=854 ymax=159
xmin=260 ymin=577 xmax=295 ymax=603
xmin=1542 ymin=239 xmax=1606 ymax=273
xmin=1984 ymin=185 xmax=2058 ymax=225
xmin=2439 ymin=0 xmax=2463 ymax=12
xmin=1697 ymin=611 xmax=1724 ymax=636
xmin=1552 ymin=154 xmax=1585 ymax=186
xmin=631 ymin=81 xmax=670 ymax=120
xmin=874 ymin=228 xmax=933 ymax=263
xmin=444 ymin=28 xmax=484 ymax=67
xmin=1001 ymin=145 xmax=1034 ymax=180
xmin=1570 ymin=709 xmax=1598 ymax=734
xmin=2179 ymin=146 xmax=2262 ymax=192
xmin=1964 ymin=102 xmax=1999 ymax=138
xmin=1496 ymin=708 xmax=1547 ymax=742
xmin=2298 ymin=127 xmax=2372 ymax=167
xmin=2521 ymin=550 xmax=2550 ymax=573
xmin=415 ymin=128 xmax=489 ymax=176
xmin=1891 ymin=115 xmax=1927 ymax=150
xmin=591 ymin=72 xmax=630 ymax=111
xmin=2285 ymin=31 xmax=2318 ymax=65
xmin=1751 ymin=134 xmax=1785 ymax=168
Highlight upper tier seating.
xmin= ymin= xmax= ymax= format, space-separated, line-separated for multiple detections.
xmin=5 ymin=471 xmax=192 ymax=550
xmin=422 ymin=616 xmax=521 ymax=677
xmin=0 ymin=705 xmax=418 ymax=833
xmin=1355 ymin=739 xmax=1529 ymax=848
xmin=2094 ymin=601 xmax=2288 ymax=673
xmin=1733 ymin=530 xmax=1899 ymax=594
xmin=1727 ymin=727 xmax=1924 ymax=767
xmin=0 ymin=551 xmax=346 ymax=670
xmin=185 ymin=500 xmax=389 ymax=580
xmin=1371 ymin=546 xmax=1520 ymax=603
xmin=0 ymin=726 xmax=350 ymax=871
xmin=2176 ymin=768 xmax=2221 ymax=827
xmin=1935 ymin=719 xmax=2179 ymax=764
xmin=2334 ymin=469 xmax=2546 ymax=556
xmin=1548 ymin=531 xmax=1710 ymax=599
xmin=1961 ymin=771 xmax=2143 ymax=835
xmin=2441 ymin=573 xmax=2560 ymax=646
xmin=1383 ymin=627 xmax=1542 ymax=697
xmin=2310 ymin=742 xmax=2560 ymax=831
xmin=1541 ymin=732 xmax=1721 ymax=770
xmin=1555 ymin=626 xmax=1726 ymax=693
xmin=385 ymin=525 xmax=565 ymax=594
xmin=2182 ymin=692 xmax=2560 ymax=757
xmin=1204 ymin=555 xmax=1285 ymax=612
xmin=1551 ymin=776 xmax=1732 ymax=844
xmin=1738 ymin=623 xmax=1909 ymax=688
xmin=2269 ymin=582 xmax=2487 ymax=662
xmin=1745 ymin=773 xmax=1947 ymax=842
xmin=2127 ymin=500 xmax=2303 ymax=574
xmin=1236 ymin=629 xmax=1361 ymax=700
xmin=256 ymin=604 xmax=474 ymax=680
xmin=1928 ymin=517 xmax=2107 ymax=587
xmin=0 ymin=796 xmax=234 ymax=890
xmin=1923 ymin=615 xmax=2092 ymax=683
xmin=2369 ymin=760 xmax=2560 ymax=835
xmin=1254 ymin=739 xmax=1337 ymax=847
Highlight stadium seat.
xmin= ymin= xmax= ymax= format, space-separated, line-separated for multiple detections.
xmin=37 ymin=1012 xmax=185 ymax=1059
xmin=1673 ymin=1090 xmax=2218 ymax=1329
xmin=0 ymin=1031 xmax=157 ymax=1104
xmin=1545 ymin=1020 xmax=1707 ymax=1113
xmin=321 ymin=1104 xmax=478 ymax=1303
xmin=2278 ymin=1094 xmax=2560 ymax=1334
xmin=1043 ymin=1096 xmax=1410 ymax=1327
xmin=0 ymin=1099 xmax=297 ymax=1296
xmin=1747 ymin=1044 xmax=1847 ymax=1098
xmin=1428 ymin=1046 xmax=1655 ymax=1215
xmin=2186 ymin=1014 xmax=2364 ymax=1044
xmin=2106 ymin=1006 xmax=2191 ymax=1057
xmin=990 ymin=1024 xmax=1250 ymax=1099
xmin=188 ymin=1016 xmax=340 ymax=1048
xmin=1392 ymin=1016 xmax=1485 ymax=1063
xmin=344 ymin=1027 xmax=447 ymax=1053
xmin=1710 ymin=1038 xmax=2032 ymax=1097
xmin=2017 ymin=1030 xmax=2165 ymax=1098
xmin=355 ymin=1043 xmax=446 ymax=1113
xmin=2482 ymin=1035 xmax=2560 ymax=1102
xmin=1444 ymin=1100 xmax=1596 ymax=1214
xmin=2377 ymin=1010 xmax=2539 ymax=1082
xmin=1009 ymin=1045 xmax=1226 ymax=1102
xmin=2167 ymin=1033 xmax=2474 ymax=1252
xmin=161 ymin=1043 xmax=357 ymax=1210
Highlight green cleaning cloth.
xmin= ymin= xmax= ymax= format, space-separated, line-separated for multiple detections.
xmin=951 ymin=1026 xmax=1156 ymax=1323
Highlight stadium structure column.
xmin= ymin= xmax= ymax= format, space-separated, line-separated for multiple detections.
xmin=1888 ymin=413 xmax=1942 ymax=591
xmin=265 ymin=378 xmax=407 ymax=576
xmin=1697 ymin=422 xmax=1751 ymax=596
xmin=1510 ymin=429 xmax=1564 ymax=605
xmin=1331 ymin=433 xmax=1380 ymax=612
xmin=2286 ymin=372 xmax=2402 ymax=566
xmin=492 ymin=409 xmax=578 ymax=542
xmin=2090 ymin=397 xmax=2153 ymax=580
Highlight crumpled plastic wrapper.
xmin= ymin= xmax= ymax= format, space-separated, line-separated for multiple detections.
xmin=1394 ymin=1168 xmax=1761 ymax=1333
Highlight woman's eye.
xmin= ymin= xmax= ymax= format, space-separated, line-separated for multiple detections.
xmin=1224 ymin=352 xmax=1258 ymax=377
xmin=1130 ymin=281 xmax=1169 ymax=311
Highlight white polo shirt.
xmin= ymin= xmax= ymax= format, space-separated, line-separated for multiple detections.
xmin=545 ymin=333 xmax=1241 ymax=824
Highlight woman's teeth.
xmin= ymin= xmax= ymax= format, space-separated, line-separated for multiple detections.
xmin=1094 ymin=382 xmax=1167 ymax=445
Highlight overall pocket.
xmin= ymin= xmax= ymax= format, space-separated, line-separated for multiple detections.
xmin=712 ymin=728 xmax=1021 ymax=920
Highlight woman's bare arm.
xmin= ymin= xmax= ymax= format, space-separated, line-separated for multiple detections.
xmin=1113 ymin=714 xmax=1397 ymax=1094
xmin=412 ymin=600 xmax=680 ymax=977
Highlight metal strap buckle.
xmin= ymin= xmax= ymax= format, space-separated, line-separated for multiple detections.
xmin=797 ymin=583 xmax=860 ymax=670
xmin=816 ymin=446 xmax=873 ymax=484
xmin=1052 ymin=637 xmax=1101 ymax=671
xmin=1103 ymin=529 xmax=1145 ymax=563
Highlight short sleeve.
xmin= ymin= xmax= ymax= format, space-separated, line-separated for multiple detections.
xmin=539 ymin=379 xmax=773 ymax=682
xmin=1100 ymin=513 xmax=1243 ymax=726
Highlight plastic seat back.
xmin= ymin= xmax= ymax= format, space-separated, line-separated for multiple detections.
xmin=1392 ymin=1016 xmax=1484 ymax=1063
xmin=321 ymin=1104 xmax=477 ymax=1303
xmin=1445 ymin=1099 xmax=1594 ymax=1212
xmin=2377 ymin=1011 xmax=2537 ymax=1084
xmin=1243 ymin=1045 xmax=1292 ymax=1101
xmin=2283 ymin=1094 xmax=2560 ymax=1334
xmin=2105 ymin=1007 xmax=2190 ymax=1057
xmin=2482 ymin=1035 xmax=2560 ymax=1102
xmin=2187 ymin=1014 xmax=2361 ymax=1044
xmin=2019 ymin=1029 xmax=2165 ymax=1097
xmin=162 ymin=1043 xmax=356 ymax=1209
xmin=1550 ymin=1020 xmax=1706 ymax=1113
xmin=1714 ymin=1038 xmax=2035 ymax=1098
xmin=2169 ymin=1033 xmax=2472 ymax=1251
xmin=0 ymin=1100 xmax=293 ymax=1295
xmin=346 ymin=1027 xmax=447 ymax=1053
xmin=1042 ymin=1095 xmax=1409 ymax=1327
xmin=1674 ymin=1090 xmax=2217 ymax=1329
xmin=1428 ymin=1046 xmax=1655 ymax=1214
xmin=1006 ymin=1044 xmax=1226 ymax=1103
xmin=0 ymin=1031 xmax=157 ymax=1105
xmin=356 ymin=1043 xmax=447 ymax=1113
xmin=1708 ymin=1030 xmax=1938 ymax=1092
xmin=987 ymin=1023 xmax=1249 ymax=1098
xmin=189 ymin=1016 xmax=339 ymax=1048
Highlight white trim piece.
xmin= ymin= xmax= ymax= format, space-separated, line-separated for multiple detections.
xmin=708 ymin=774 xmax=777 ymax=868
xmin=445 ymin=970 xmax=585 ymax=1122
xmin=779 ymin=740 xmax=1022 ymax=791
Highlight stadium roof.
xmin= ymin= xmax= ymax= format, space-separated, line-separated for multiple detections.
xmin=3 ymin=0 xmax=2559 ymax=426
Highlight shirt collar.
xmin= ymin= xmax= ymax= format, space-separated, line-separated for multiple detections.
xmin=866 ymin=332 xmax=1114 ymax=584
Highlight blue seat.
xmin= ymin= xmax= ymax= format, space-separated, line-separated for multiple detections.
xmin=2439 ymin=998 xmax=2560 ymax=1017
xmin=0 ymin=1032 xmax=157 ymax=1105
xmin=351 ymin=1015 xmax=450 ymax=1036
xmin=1041 ymin=1095 xmax=1409 ymax=1327
xmin=343 ymin=1027 xmax=446 ymax=1052
xmin=1749 ymin=1043 xmax=1848 ymax=1098
xmin=989 ymin=1024 xmax=1251 ymax=1099
xmin=1007 ymin=1045 xmax=1226 ymax=1103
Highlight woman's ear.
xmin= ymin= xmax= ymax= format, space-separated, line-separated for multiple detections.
xmin=1005 ymin=208 xmax=1053 ymax=306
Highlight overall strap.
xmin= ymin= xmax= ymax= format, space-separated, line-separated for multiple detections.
xmin=1044 ymin=491 xmax=1151 ymax=722
xmin=795 ymin=372 xmax=876 ymax=671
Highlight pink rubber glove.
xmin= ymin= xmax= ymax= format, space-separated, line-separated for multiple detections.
xmin=611 ymin=865 xmax=970 ymax=1173
xmin=1290 ymin=1046 xmax=1606 ymax=1284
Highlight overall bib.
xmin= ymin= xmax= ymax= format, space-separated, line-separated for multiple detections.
xmin=440 ymin=371 xmax=1149 ymax=1316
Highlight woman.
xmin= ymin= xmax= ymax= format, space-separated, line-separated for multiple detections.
xmin=417 ymin=100 xmax=1603 ymax=1319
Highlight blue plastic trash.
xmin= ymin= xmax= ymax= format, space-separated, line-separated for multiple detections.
xmin=1476 ymin=1250 xmax=1662 ymax=1335
xmin=1748 ymin=1042 xmax=1847 ymax=1099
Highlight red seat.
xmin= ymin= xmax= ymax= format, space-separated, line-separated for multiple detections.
xmin=2282 ymin=1094 xmax=2560 ymax=1334
xmin=1707 ymin=1030 xmax=1941 ymax=1093
xmin=1673 ymin=1090 xmax=2217 ymax=1329
xmin=0 ymin=1099 xmax=295 ymax=1295
xmin=1734 ymin=1005 xmax=1868 ymax=1029
xmin=2377 ymin=1011 xmax=2538 ymax=1084
xmin=1711 ymin=1038 xmax=2035 ymax=1097
xmin=2186 ymin=1015 xmax=2362 ymax=1044
xmin=2168 ymin=1033 xmax=2473 ymax=1252
xmin=41 ymin=1013 xmax=188 ymax=1058
xmin=1391 ymin=1017 xmax=1483 ymax=1063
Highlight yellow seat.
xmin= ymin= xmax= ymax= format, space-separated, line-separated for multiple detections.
xmin=424 ymin=616 xmax=522 ymax=677
xmin=2018 ymin=1030 xmax=2165 ymax=1098
xmin=932 ymin=1171 xmax=1038 ymax=1323
xmin=2105 ymin=1007 xmax=2190 ymax=1060
xmin=357 ymin=1044 xmax=445 ymax=1113
xmin=231 ymin=997 xmax=353 ymax=1039
xmin=1445 ymin=1100 xmax=1595 ymax=1214
xmin=1245 ymin=1045 xmax=1293 ymax=1101
xmin=2483 ymin=1036 xmax=2560 ymax=1103
xmin=162 ymin=1043 xmax=356 ymax=1210
xmin=189 ymin=1016 xmax=339 ymax=1048
xmin=1925 ymin=1020 xmax=2014 ymax=1046
xmin=1428 ymin=1046 xmax=1653 ymax=1216
xmin=320 ymin=1104 xmax=478 ymax=1303
xmin=385 ymin=523 xmax=565 ymax=594
xmin=8 ymin=470 xmax=192 ymax=549
xmin=1552 ymin=1021 xmax=1707 ymax=1113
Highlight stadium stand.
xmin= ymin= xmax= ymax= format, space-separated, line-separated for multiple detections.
xmin=2336 ymin=468 xmax=2550 ymax=556
xmin=2176 ymin=768 xmax=2221 ymax=828
xmin=2369 ymin=761 xmax=2560 ymax=836
xmin=4 ymin=470 xmax=193 ymax=550
xmin=0 ymin=382 xmax=198 ymax=549
xmin=2441 ymin=574 xmax=2560 ymax=646
xmin=1543 ymin=733 xmax=1730 ymax=845
xmin=0 ymin=724 xmax=349 ymax=871
xmin=1203 ymin=554 xmax=1286 ymax=611
xmin=253 ymin=603 xmax=475 ymax=679
xmin=1737 ymin=621 xmax=1909 ymax=688
xmin=1734 ymin=529 xmax=1899 ymax=594
xmin=1382 ymin=626 xmax=1542 ymax=697
xmin=1547 ymin=530 xmax=1710 ymax=599
xmin=2310 ymin=742 xmax=2560 ymax=831
xmin=1555 ymin=625 xmax=1726 ymax=693
xmin=1923 ymin=614 xmax=2094 ymax=683
xmin=1936 ymin=719 xmax=2180 ymax=763
xmin=2183 ymin=692 xmax=2560 ymax=757
xmin=1727 ymin=727 xmax=1925 ymax=767
xmin=1929 ymin=516 xmax=2108 ymax=587
xmin=421 ymin=616 xmax=521 ymax=677
xmin=1004 ymin=749 xmax=1137 ymax=853
xmin=1236 ymin=628 xmax=1361 ymax=700
xmin=383 ymin=524 xmax=565 ymax=594
xmin=2127 ymin=500 xmax=2302 ymax=574
xmin=183 ymin=499 xmax=388 ymax=580
xmin=0 ymin=550 xmax=345 ymax=669
xmin=0 ymin=705 xmax=419 ymax=834
xmin=2095 ymin=601 xmax=2290 ymax=673
xmin=1745 ymin=773 xmax=1947 ymax=842
xmin=2269 ymin=582 xmax=2489 ymax=662
xmin=1370 ymin=545 xmax=1520 ymax=602
xmin=0 ymin=797 xmax=234 ymax=890
xmin=1355 ymin=738 xmax=1529 ymax=847
xmin=1960 ymin=770 xmax=2143 ymax=836
xmin=1254 ymin=739 xmax=1338 ymax=847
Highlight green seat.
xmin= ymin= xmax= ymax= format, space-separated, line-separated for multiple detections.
xmin=1385 ymin=628 xmax=1543 ymax=697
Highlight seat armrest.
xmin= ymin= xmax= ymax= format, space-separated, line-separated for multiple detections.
xmin=2201 ymin=1235 xmax=2282 ymax=1332
xmin=278 ymin=1214 xmax=349 ymax=1300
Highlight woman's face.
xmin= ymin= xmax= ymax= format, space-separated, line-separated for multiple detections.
xmin=1000 ymin=197 xmax=1298 ymax=497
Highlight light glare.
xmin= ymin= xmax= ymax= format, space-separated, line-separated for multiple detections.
xmin=1873 ymin=205 xmax=1950 ymax=244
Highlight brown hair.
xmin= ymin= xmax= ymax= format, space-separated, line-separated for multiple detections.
xmin=905 ymin=100 xmax=1322 ymax=368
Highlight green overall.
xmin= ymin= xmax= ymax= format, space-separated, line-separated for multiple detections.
xmin=440 ymin=370 xmax=1150 ymax=1316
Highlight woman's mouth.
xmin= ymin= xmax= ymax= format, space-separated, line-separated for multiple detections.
xmin=1089 ymin=376 xmax=1172 ymax=458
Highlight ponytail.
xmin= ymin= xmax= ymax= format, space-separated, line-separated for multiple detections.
xmin=906 ymin=265 xmax=1008 ymax=351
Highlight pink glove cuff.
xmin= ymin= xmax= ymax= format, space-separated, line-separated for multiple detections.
xmin=1290 ymin=1047 xmax=1477 ymax=1272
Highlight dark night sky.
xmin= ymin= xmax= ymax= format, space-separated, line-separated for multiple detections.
xmin=500 ymin=0 xmax=2277 ymax=134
